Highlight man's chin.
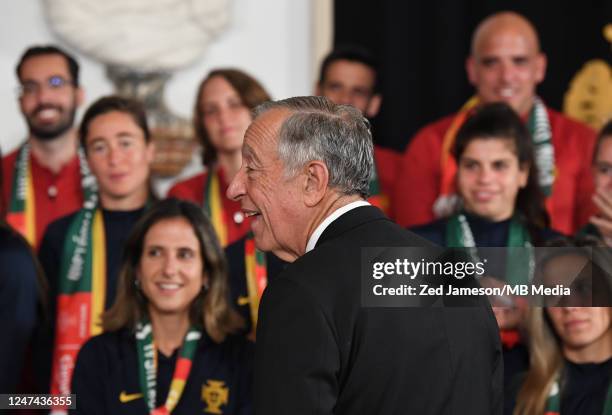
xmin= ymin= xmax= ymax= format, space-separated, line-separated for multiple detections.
xmin=29 ymin=123 xmax=72 ymax=141
xmin=271 ymin=249 xmax=297 ymax=263
xmin=252 ymin=234 xmax=297 ymax=263
xmin=27 ymin=108 xmax=76 ymax=141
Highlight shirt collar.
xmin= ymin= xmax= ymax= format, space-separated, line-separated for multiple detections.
xmin=305 ymin=200 xmax=370 ymax=253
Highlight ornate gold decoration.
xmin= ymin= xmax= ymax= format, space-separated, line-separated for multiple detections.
xmin=604 ymin=24 xmax=612 ymax=44
xmin=563 ymin=24 xmax=612 ymax=131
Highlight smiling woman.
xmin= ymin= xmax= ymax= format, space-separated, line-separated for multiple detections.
xmin=37 ymin=96 xmax=156 ymax=402
xmin=410 ymin=102 xmax=560 ymax=249
xmin=70 ymin=198 xmax=251 ymax=415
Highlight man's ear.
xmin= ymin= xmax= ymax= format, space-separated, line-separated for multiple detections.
xmin=75 ymin=86 xmax=85 ymax=107
xmin=534 ymin=53 xmax=547 ymax=84
xmin=303 ymin=160 xmax=329 ymax=207
xmin=466 ymin=56 xmax=478 ymax=87
xmin=366 ymin=94 xmax=382 ymax=118
xmin=145 ymin=140 xmax=156 ymax=164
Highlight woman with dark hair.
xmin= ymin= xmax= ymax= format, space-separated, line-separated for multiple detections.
xmin=0 ymin=145 xmax=47 ymax=393
xmin=168 ymin=68 xmax=270 ymax=247
xmin=38 ymin=95 xmax=155 ymax=397
xmin=167 ymin=69 xmax=284 ymax=338
xmin=411 ymin=102 xmax=558 ymax=247
xmin=411 ymin=102 xmax=563 ymax=391
xmin=510 ymin=237 xmax=612 ymax=415
xmin=71 ymin=198 xmax=251 ymax=414
xmin=580 ymin=119 xmax=612 ymax=245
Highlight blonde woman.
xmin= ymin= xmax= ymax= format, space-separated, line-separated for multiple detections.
xmin=511 ymin=240 xmax=612 ymax=415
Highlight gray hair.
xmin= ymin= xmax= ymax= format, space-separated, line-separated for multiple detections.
xmin=253 ymin=96 xmax=374 ymax=198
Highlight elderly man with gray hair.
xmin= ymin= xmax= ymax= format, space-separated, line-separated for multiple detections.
xmin=228 ymin=96 xmax=502 ymax=414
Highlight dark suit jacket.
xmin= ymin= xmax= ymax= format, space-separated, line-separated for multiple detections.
xmin=255 ymin=206 xmax=502 ymax=414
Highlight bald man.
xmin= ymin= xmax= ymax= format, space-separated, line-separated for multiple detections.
xmin=393 ymin=11 xmax=596 ymax=235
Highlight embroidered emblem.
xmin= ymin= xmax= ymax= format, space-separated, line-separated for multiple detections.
xmin=202 ymin=380 xmax=229 ymax=414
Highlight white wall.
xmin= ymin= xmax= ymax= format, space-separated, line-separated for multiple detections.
xmin=0 ymin=0 xmax=313 ymax=154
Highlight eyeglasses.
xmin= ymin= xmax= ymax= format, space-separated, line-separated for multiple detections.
xmin=17 ymin=75 xmax=74 ymax=97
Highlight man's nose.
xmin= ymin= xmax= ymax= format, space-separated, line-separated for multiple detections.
xmin=36 ymin=85 xmax=56 ymax=103
xmin=227 ymin=167 xmax=246 ymax=201
xmin=500 ymin=62 xmax=515 ymax=83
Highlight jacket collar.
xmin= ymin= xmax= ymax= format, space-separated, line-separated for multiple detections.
xmin=315 ymin=205 xmax=388 ymax=248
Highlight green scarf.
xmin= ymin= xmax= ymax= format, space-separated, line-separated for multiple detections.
xmin=545 ymin=374 xmax=612 ymax=414
xmin=136 ymin=320 xmax=201 ymax=414
xmin=445 ymin=213 xmax=533 ymax=285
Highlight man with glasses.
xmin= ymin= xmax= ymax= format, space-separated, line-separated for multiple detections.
xmin=2 ymin=45 xmax=94 ymax=249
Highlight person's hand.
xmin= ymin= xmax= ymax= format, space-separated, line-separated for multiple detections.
xmin=591 ymin=188 xmax=612 ymax=244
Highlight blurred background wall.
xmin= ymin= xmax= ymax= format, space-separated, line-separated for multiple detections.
xmin=0 ymin=0 xmax=319 ymax=154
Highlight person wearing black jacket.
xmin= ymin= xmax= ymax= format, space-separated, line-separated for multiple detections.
xmin=227 ymin=96 xmax=502 ymax=414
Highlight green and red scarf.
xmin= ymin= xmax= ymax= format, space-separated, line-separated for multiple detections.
xmin=136 ymin=320 xmax=201 ymax=414
xmin=50 ymin=203 xmax=105 ymax=405
xmin=243 ymin=233 xmax=268 ymax=338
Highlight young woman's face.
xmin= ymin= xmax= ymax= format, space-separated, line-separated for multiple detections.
xmin=85 ymin=111 xmax=154 ymax=206
xmin=546 ymin=307 xmax=611 ymax=355
xmin=200 ymin=76 xmax=253 ymax=154
xmin=138 ymin=217 xmax=205 ymax=317
xmin=457 ymin=138 xmax=528 ymax=221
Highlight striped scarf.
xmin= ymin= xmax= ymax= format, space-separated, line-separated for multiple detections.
xmin=50 ymin=204 xmax=105 ymax=410
xmin=136 ymin=320 xmax=201 ymax=414
xmin=6 ymin=143 xmax=97 ymax=247
xmin=244 ymin=233 xmax=267 ymax=338
xmin=204 ymin=169 xmax=228 ymax=247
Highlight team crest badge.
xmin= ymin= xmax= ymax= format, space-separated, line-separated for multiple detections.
xmin=202 ymin=380 xmax=229 ymax=414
